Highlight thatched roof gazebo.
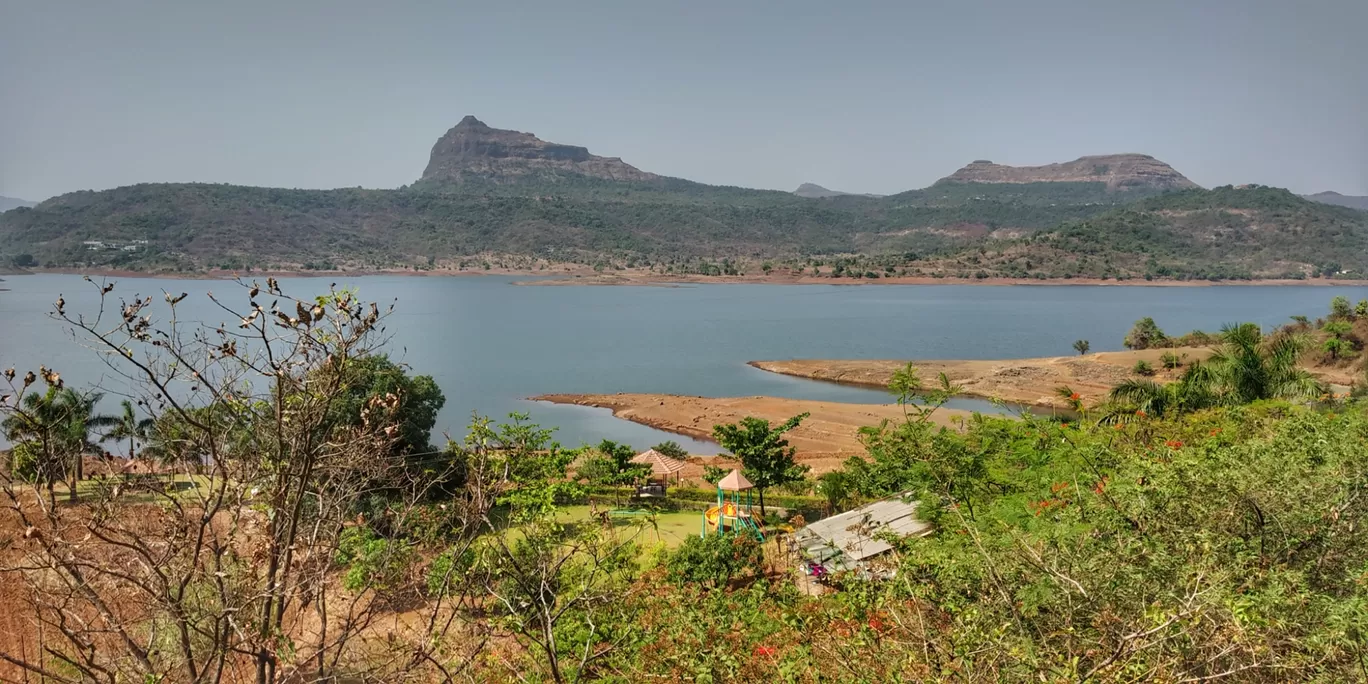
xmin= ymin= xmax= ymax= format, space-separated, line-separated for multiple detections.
xmin=630 ymin=448 xmax=688 ymax=484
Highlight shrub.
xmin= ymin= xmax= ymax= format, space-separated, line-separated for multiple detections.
xmin=652 ymin=440 xmax=689 ymax=459
xmin=1133 ymin=360 xmax=1156 ymax=376
xmin=665 ymin=532 xmax=763 ymax=586
xmin=335 ymin=527 xmax=414 ymax=592
xmin=1123 ymin=317 xmax=1167 ymax=350
xmin=1160 ymin=351 xmax=1182 ymax=369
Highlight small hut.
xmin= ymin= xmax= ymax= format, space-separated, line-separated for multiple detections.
xmin=630 ymin=448 xmax=688 ymax=497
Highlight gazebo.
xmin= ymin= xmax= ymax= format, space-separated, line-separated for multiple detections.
xmin=629 ymin=448 xmax=687 ymax=497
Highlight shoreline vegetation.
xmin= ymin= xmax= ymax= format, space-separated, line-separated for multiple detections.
xmin=3 ymin=265 xmax=1368 ymax=287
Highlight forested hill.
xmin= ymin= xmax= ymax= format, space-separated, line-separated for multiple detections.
xmin=1 ymin=118 xmax=1363 ymax=279
xmin=903 ymin=186 xmax=1368 ymax=281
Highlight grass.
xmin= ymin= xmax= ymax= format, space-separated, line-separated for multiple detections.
xmin=554 ymin=505 xmax=704 ymax=548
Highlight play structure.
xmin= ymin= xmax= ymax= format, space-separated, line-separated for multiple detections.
xmin=701 ymin=469 xmax=765 ymax=540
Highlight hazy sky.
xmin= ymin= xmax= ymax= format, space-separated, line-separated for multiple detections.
xmin=2 ymin=0 xmax=1365 ymax=201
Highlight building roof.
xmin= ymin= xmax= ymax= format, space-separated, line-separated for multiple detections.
xmin=629 ymin=448 xmax=688 ymax=476
xmin=716 ymin=469 xmax=754 ymax=491
xmin=792 ymin=493 xmax=930 ymax=572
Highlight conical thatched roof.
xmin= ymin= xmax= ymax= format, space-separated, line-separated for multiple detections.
xmin=717 ymin=468 xmax=754 ymax=491
xmin=630 ymin=448 xmax=687 ymax=477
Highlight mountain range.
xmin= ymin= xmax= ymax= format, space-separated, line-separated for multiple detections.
xmin=1 ymin=117 xmax=1365 ymax=281
xmin=1303 ymin=191 xmax=1368 ymax=211
xmin=0 ymin=196 xmax=36 ymax=213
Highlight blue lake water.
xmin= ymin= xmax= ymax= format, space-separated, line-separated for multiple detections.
xmin=2 ymin=274 xmax=1365 ymax=451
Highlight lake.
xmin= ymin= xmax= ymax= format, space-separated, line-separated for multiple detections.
xmin=2 ymin=274 xmax=1365 ymax=451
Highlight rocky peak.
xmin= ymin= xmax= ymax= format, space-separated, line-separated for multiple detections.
xmin=420 ymin=116 xmax=657 ymax=183
xmin=937 ymin=154 xmax=1198 ymax=191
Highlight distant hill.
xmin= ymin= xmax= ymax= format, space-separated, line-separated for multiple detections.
xmin=938 ymin=154 xmax=1199 ymax=191
xmin=4 ymin=117 xmax=1345 ymax=282
xmin=793 ymin=183 xmax=882 ymax=199
xmin=1302 ymin=191 xmax=1368 ymax=211
xmin=0 ymin=196 xmax=36 ymax=212
xmin=901 ymin=186 xmax=1368 ymax=280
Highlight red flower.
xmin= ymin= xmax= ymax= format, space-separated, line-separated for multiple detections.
xmin=1135 ymin=409 xmax=1147 ymax=417
xmin=1165 ymin=439 xmax=1183 ymax=449
xmin=753 ymin=645 xmax=777 ymax=658
xmin=1069 ymin=392 xmax=1081 ymax=401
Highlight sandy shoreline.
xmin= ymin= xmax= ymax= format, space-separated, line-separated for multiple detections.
xmin=3 ymin=267 xmax=1364 ymax=288
xmin=533 ymin=392 xmax=976 ymax=473
xmin=750 ymin=349 xmax=1217 ymax=408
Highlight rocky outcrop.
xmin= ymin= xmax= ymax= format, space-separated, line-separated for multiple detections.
xmin=420 ymin=116 xmax=658 ymax=183
xmin=937 ymin=154 xmax=1198 ymax=191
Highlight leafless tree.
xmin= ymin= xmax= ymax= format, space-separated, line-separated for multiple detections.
xmin=0 ymin=278 xmax=494 ymax=683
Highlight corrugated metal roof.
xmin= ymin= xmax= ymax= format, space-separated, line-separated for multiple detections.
xmin=794 ymin=493 xmax=930 ymax=565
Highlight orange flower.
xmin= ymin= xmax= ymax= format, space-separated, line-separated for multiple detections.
xmin=1135 ymin=409 xmax=1147 ymax=417
xmin=1165 ymin=439 xmax=1183 ymax=449
xmin=1069 ymin=392 xmax=1081 ymax=401
xmin=1209 ymin=428 xmax=1222 ymax=436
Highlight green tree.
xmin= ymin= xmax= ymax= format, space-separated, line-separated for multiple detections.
xmin=578 ymin=439 xmax=650 ymax=504
xmin=712 ymin=413 xmax=811 ymax=517
xmin=1330 ymin=295 xmax=1353 ymax=319
xmin=1322 ymin=321 xmax=1353 ymax=360
xmin=101 ymin=399 xmax=154 ymax=458
xmin=1072 ymin=339 xmax=1090 ymax=355
xmin=1 ymin=383 xmax=112 ymax=502
xmin=1123 ymin=317 xmax=1168 ymax=349
xmin=329 ymin=354 xmax=444 ymax=456
xmin=1357 ymin=299 xmax=1368 ymax=317
xmin=651 ymin=440 xmax=689 ymax=459
xmin=1105 ymin=322 xmax=1322 ymax=418
xmin=665 ymin=532 xmax=763 ymax=587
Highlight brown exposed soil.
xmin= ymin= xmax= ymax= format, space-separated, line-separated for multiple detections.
xmin=533 ymin=393 xmax=974 ymax=474
xmin=750 ymin=348 xmax=1218 ymax=408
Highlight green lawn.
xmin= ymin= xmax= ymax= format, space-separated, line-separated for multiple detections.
xmin=554 ymin=505 xmax=704 ymax=548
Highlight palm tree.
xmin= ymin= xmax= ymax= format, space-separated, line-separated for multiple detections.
xmin=1102 ymin=323 xmax=1322 ymax=420
xmin=1210 ymin=323 xmax=1322 ymax=404
xmin=2 ymin=387 xmax=113 ymax=502
xmin=102 ymin=399 xmax=154 ymax=459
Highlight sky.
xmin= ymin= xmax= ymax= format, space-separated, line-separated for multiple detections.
xmin=1 ymin=0 xmax=1365 ymax=201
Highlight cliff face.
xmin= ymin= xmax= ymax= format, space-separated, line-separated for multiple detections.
xmin=938 ymin=154 xmax=1198 ymax=191
xmin=420 ymin=116 xmax=658 ymax=183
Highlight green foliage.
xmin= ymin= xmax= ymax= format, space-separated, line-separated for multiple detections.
xmin=1123 ymin=317 xmax=1167 ymax=349
xmin=6 ymin=441 xmax=46 ymax=483
xmin=330 ymin=354 xmax=445 ymax=456
xmin=701 ymin=465 xmax=729 ymax=485
xmin=334 ymin=526 xmax=414 ymax=592
xmin=1331 ymin=295 xmax=1354 ymax=319
xmin=712 ymin=414 xmax=811 ymax=515
xmin=1132 ymin=359 xmax=1156 ymax=376
xmin=1105 ymin=323 xmax=1323 ymax=419
xmin=1072 ymin=339 xmax=1090 ymax=355
xmin=665 ymin=532 xmax=764 ymax=587
xmin=1160 ymin=351 xmax=1182 ymax=369
xmin=651 ymin=440 xmax=689 ymax=459
xmin=603 ymin=403 xmax=1368 ymax=681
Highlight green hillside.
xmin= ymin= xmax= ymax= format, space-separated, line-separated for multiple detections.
xmin=0 ymin=177 xmax=1148 ymax=272
xmin=898 ymin=186 xmax=1368 ymax=280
